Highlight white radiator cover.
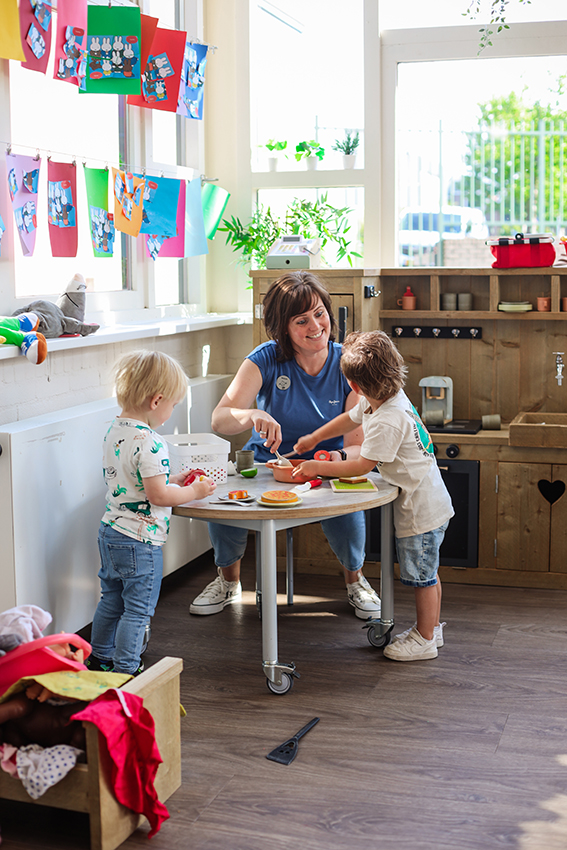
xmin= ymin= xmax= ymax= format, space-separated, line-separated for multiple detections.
xmin=0 ymin=375 xmax=233 ymax=633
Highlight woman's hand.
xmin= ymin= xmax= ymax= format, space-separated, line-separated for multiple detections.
xmin=293 ymin=433 xmax=319 ymax=456
xmin=250 ymin=410 xmax=282 ymax=451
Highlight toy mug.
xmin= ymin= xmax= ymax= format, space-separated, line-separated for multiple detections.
xmin=537 ymin=296 xmax=551 ymax=312
xmin=397 ymin=286 xmax=417 ymax=310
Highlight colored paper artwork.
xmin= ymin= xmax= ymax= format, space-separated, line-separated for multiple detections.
xmin=127 ymin=27 xmax=186 ymax=113
xmin=84 ymin=166 xmax=114 ymax=258
xmin=7 ymin=153 xmax=40 ymax=257
xmin=47 ymin=160 xmax=78 ymax=257
xmin=177 ymin=41 xmax=208 ymax=121
xmin=184 ymin=177 xmax=208 ymax=256
xmin=138 ymin=14 xmax=159 ymax=77
xmin=147 ymin=235 xmax=165 ymax=261
xmin=81 ymin=5 xmax=141 ymax=94
xmin=0 ymin=213 xmax=5 ymax=257
xmin=145 ymin=180 xmax=185 ymax=259
xmin=136 ymin=175 xmax=180 ymax=239
xmin=0 ymin=0 xmax=25 ymax=61
xmin=20 ymin=0 xmax=52 ymax=73
xmin=202 ymin=182 xmax=231 ymax=240
xmin=112 ymin=168 xmax=145 ymax=237
xmin=53 ymin=0 xmax=87 ymax=86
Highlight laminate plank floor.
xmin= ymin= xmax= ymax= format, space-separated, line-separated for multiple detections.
xmin=2 ymin=554 xmax=567 ymax=850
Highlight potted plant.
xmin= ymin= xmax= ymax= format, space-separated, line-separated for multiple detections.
xmin=295 ymin=140 xmax=325 ymax=170
xmin=219 ymin=194 xmax=362 ymax=270
xmin=332 ymin=130 xmax=360 ymax=169
xmin=264 ymin=139 xmax=287 ymax=172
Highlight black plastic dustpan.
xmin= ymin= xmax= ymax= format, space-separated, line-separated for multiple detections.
xmin=266 ymin=717 xmax=320 ymax=765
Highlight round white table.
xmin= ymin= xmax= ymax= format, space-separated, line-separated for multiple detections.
xmin=174 ymin=466 xmax=398 ymax=694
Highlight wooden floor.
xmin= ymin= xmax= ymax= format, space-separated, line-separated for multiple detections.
xmin=3 ymin=553 xmax=567 ymax=850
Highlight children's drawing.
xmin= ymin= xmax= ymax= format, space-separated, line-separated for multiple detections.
xmin=0 ymin=214 xmax=5 ymax=257
xmin=114 ymin=172 xmax=125 ymax=203
xmin=122 ymin=196 xmax=133 ymax=221
xmin=87 ymin=34 xmax=138 ymax=80
xmin=135 ymin=175 xmax=180 ymax=239
xmin=22 ymin=169 xmax=39 ymax=194
xmin=15 ymin=201 xmax=37 ymax=234
xmin=90 ymin=206 xmax=115 ymax=254
xmin=31 ymin=0 xmax=52 ymax=32
xmin=26 ymin=23 xmax=46 ymax=59
xmin=112 ymin=167 xmax=145 ymax=236
xmin=142 ymin=52 xmax=174 ymax=102
xmin=48 ymin=180 xmax=76 ymax=228
xmin=8 ymin=169 xmax=18 ymax=201
xmin=147 ymin=235 xmax=165 ymax=261
xmin=178 ymin=41 xmax=208 ymax=120
xmin=56 ymin=25 xmax=85 ymax=81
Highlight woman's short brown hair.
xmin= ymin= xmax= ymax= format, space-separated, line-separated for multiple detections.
xmin=262 ymin=271 xmax=336 ymax=361
xmin=340 ymin=331 xmax=407 ymax=400
xmin=114 ymin=350 xmax=188 ymax=410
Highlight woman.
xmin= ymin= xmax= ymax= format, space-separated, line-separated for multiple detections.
xmin=189 ymin=271 xmax=381 ymax=619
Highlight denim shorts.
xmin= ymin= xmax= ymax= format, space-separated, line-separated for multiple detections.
xmin=395 ymin=520 xmax=450 ymax=587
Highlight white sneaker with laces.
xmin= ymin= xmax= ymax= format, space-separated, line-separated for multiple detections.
xmin=347 ymin=576 xmax=381 ymax=620
xmin=190 ymin=567 xmax=242 ymax=615
xmin=392 ymin=621 xmax=446 ymax=648
xmin=383 ymin=626 xmax=438 ymax=661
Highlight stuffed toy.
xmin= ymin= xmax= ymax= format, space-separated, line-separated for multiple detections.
xmin=0 ymin=313 xmax=47 ymax=365
xmin=12 ymin=272 xmax=100 ymax=340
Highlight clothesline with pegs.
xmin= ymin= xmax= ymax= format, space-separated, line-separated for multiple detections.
xmin=2 ymin=141 xmax=218 ymax=185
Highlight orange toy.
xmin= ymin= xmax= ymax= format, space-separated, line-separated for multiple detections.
xmin=261 ymin=490 xmax=300 ymax=504
xmin=228 ymin=489 xmax=248 ymax=500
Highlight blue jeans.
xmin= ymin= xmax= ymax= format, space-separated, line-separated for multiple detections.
xmin=395 ymin=521 xmax=450 ymax=588
xmin=208 ymin=510 xmax=366 ymax=573
xmin=91 ymin=523 xmax=163 ymax=674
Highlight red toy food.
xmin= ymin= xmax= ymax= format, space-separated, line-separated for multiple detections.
xmin=314 ymin=450 xmax=331 ymax=461
xmin=183 ymin=468 xmax=206 ymax=485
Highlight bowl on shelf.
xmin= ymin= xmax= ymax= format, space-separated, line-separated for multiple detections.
xmin=266 ymin=458 xmax=310 ymax=484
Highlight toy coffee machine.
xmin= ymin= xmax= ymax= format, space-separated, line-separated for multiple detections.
xmin=266 ymin=235 xmax=321 ymax=269
xmin=419 ymin=375 xmax=481 ymax=434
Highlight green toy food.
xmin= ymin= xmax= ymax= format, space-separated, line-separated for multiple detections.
xmin=240 ymin=467 xmax=258 ymax=478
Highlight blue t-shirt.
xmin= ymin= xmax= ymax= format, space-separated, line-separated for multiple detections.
xmin=243 ymin=341 xmax=352 ymax=462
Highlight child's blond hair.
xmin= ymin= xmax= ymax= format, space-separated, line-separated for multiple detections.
xmin=341 ymin=330 xmax=407 ymax=400
xmin=114 ymin=350 xmax=187 ymax=410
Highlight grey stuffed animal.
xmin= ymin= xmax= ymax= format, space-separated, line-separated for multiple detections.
xmin=12 ymin=273 xmax=100 ymax=339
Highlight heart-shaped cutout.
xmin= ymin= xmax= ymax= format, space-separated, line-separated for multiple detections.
xmin=537 ymin=479 xmax=566 ymax=505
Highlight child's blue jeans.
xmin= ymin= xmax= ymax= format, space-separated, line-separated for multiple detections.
xmin=91 ymin=523 xmax=163 ymax=674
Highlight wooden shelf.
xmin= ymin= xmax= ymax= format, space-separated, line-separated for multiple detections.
xmin=381 ymin=310 xmax=567 ymax=320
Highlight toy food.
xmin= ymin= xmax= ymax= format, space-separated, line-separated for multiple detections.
xmin=314 ymin=450 xmax=331 ymax=461
xmin=183 ymin=468 xmax=207 ymax=485
xmin=240 ymin=467 xmax=258 ymax=478
xmin=261 ymin=490 xmax=300 ymax=504
xmin=338 ymin=476 xmax=368 ymax=484
xmin=228 ymin=490 xmax=248 ymax=500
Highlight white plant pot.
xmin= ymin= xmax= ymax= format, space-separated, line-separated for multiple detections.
xmin=343 ymin=154 xmax=356 ymax=169
xmin=306 ymin=156 xmax=318 ymax=170
xmin=267 ymin=156 xmax=278 ymax=172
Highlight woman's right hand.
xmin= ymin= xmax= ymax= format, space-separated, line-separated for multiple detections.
xmin=293 ymin=433 xmax=319 ymax=456
xmin=250 ymin=411 xmax=282 ymax=450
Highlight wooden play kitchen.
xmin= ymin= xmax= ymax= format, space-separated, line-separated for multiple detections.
xmin=251 ymin=267 xmax=567 ymax=591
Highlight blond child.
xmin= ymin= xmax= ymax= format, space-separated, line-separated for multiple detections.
xmin=89 ymin=350 xmax=216 ymax=675
xmin=291 ymin=330 xmax=454 ymax=661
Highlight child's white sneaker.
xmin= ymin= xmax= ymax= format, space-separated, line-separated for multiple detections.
xmin=392 ymin=621 xmax=445 ymax=648
xmin=347 ymin=576 xmax=381 ymax=620
xmin=190 ymin=567 xmax=242 ymax=615
xmin=383 ymin=626 xmax=438 ymax=661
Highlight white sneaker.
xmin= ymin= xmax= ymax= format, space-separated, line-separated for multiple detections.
xmin=347 ymin=576 xmax=381 ymax=620
xmin=190 ymin=568 xmax=242 ymax=615
xmin=383 ymin=626 xmax=438 ymax=661
xmin=392 ymin=621 xmax=446 ymax=648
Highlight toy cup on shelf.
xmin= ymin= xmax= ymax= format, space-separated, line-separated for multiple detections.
xmin=397 ymin=286 xmax=416 ymax=310
xmin=537 ymin=296 xmax=551 ymax=312
xmin=441 ymin=292 xmax=457 ymax=311
xmin=458 ymin=292 xmax=473 ymax=311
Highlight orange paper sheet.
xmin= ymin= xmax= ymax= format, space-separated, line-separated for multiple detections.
xmin=0 ymin=0 xmax=25 ymax=61
xmin=112 ymin=168 xmax=145 ymax=237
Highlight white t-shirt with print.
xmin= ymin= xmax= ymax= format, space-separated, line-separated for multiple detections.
xmin=349 ymin=390 xmax=454 ymax=538
xmin=101 ymin=417 xmax=172 ymax=545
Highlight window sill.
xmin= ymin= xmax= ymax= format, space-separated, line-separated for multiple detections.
xmin=0 ymin=312 xmax=253 ymax=362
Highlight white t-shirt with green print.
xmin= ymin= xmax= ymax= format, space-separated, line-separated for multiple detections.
xmin=349 ymin=390 xmax=454 ymax=538
xmin=101 ymin=417 xmax=173 ymax=545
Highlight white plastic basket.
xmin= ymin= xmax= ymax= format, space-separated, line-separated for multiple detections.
xmin=163 ymin=433 xmax=230 ymax=483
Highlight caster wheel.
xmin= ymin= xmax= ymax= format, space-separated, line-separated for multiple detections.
xmin=141 ymin=622 xmax=151 ymax=655
xmin=266 ymin=672 xmax=294 ymax=695
xmin=367 ymin=627 xmax=391 ymax=648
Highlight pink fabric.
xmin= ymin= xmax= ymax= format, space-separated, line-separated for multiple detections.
xmin=71 ymin=689 xmax=169 ymax=838
xmin=0 ymin=744 xmax=18 ymax=777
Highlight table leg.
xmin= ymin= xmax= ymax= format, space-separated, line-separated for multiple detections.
xmin=286 ymin=527 xmax=294 ymax=606
xmin=261 ymin=519 xmax=297 ymax=694
xmin=363 ymin=500 xmax=395 ymax=647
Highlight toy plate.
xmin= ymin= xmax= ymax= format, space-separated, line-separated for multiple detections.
xmin=256 ymin=496 xmax=303 ymax=508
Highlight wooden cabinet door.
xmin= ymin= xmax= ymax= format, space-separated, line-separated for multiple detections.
xmin=549 ymin=464 xmax=567 ymax=573
xmin=496 ymin=462 xmax=551 ymax=572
